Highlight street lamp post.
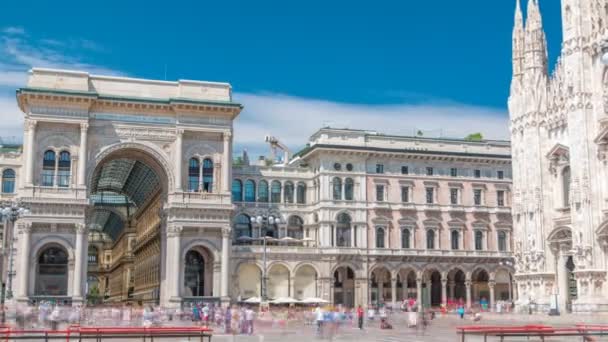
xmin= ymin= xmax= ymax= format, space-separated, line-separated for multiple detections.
xmin=0 ymin=203 xmax=30 ymax=302
xmin=249 ymin=214 xmax=283 ymax=302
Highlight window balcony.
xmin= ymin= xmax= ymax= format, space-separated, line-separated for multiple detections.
xmin=169 ymin=191 xmax=232 ymax=207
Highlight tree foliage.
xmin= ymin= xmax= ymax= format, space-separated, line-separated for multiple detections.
xmin=464 ymin=132 xmax=484 ymax=141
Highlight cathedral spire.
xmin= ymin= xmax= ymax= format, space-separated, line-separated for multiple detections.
xmin=524 ymin=0 xmax=548 ymax=74
xmin=512 ymin=0 xmax=525 ymax=80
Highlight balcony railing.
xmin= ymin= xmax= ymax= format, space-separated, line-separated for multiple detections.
xmin=232 ymin=244 xmax=512 ymax=258
xmin=169 ymin=191 xmax=232 ymax=206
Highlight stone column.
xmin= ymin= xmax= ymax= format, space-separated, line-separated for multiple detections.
xmin=72 ymin=224 xmax=87 ymax=300
xmin=221 ymin=227 xmax=230 ymax=299
xmin=441 ymin=276 xmax=448 ymax=306
xmin=449 ymin=281 xmax=455 ymax=300
xmin=77 ymin=123 xmax=88 ymax=186
xmin=489 ymin=281 xmax=496 ymax=312
xmin=222 ymin=132 xmax=231 ymax=193
xmin=557 ymin=249 xmax=569 ymax=313
xmin=391 ymin=277 xmax=397 ymax=308
xmin=351 ymin=225 xmax=356 ymax=247
xmin=416 ymin=277 xmax=423 ymax=312
xmin=175 ymin=129 xmax=184 ymax=191
xmin=17 ymin=223 xmax=32 ymax=299
xmin=25 ymin=120 xmax=37 ymax=186
xmin=465 ymin=280 xmax=472 ymax=309
xmin=167 ymin=225 xmax=182 ymax=302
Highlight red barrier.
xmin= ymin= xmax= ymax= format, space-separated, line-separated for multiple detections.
xmin=0 ymin=325 xmax=213 ymax=341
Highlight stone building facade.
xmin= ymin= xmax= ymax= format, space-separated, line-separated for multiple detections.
xmin=509 ymin=0 xmax=608 ymax=312
xmin=0 ymin=68 xmax=515 ymax=310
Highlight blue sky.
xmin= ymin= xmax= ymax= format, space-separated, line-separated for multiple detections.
xmin=0 ymin=0 xmax=563 ymax=155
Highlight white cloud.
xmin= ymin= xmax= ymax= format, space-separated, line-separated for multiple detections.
xmin=233 ymin=92 xmax=509 ymax=157
xmin=2 ymin=27 xmax=25 ymax=36
xmin=0 ymin=28 xmax=125 ymax=143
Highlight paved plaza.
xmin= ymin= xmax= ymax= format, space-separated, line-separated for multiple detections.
xmin=206 ymin=313 xmax=608 ymax=342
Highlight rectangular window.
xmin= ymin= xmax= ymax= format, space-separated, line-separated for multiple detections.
xmin=401 ymin=166 xmax=409 ymax=175
xmin=497 ymin=190 xmax=505 ymax=207
xmin=497 ymin=170 xmax=504 ymax=179
xmin=474 ymin=169 xmax=481 ymax=178
xmin=376 ymin=185 xmax=385 ymax=202
xmin=450 ymin=168 xmax=458 ymax=177
xmin=474 ymin=189 xmax=482 ymax=206
xmin=401 ymin=186 xmax=409 ymax=203
xmin=450 ymin=188 xmax=459 ymax=205
xmin=426 ymin=187 xmax=434 ymax=204
xmin=376 ymin=164 xmax=384 ymax=174
xmin=426 ymin=167 xmax=434 ymax=176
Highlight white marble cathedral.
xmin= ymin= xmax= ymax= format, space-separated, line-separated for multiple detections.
xmin=509 ymin=0 xmax=608 ymax=313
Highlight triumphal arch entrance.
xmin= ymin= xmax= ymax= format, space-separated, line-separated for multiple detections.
xmin=13 ymin=68 xmax=241 ymax=307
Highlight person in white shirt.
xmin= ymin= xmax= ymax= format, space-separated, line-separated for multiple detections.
xmin=245 ymin=307 xmax=255 ymax=335
xmin=314 ymin=305 xmax=324 ymax=334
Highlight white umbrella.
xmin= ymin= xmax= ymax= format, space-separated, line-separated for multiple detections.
xmin=243 ymin=296 xmax=261 ymax=303
xmin=300 ymin=297 xmax=329 ymax=304
xmin=270 ymin=297 xmax=299 ymax=304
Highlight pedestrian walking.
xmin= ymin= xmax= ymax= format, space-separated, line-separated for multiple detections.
xmin=356 ymin=305 xmax=364 ymax=330
xmin=245 ymin=306 xmax=255 ymax=335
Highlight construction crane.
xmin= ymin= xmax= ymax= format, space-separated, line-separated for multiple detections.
xmin=265 ymin=135 xmax=291 ymax=165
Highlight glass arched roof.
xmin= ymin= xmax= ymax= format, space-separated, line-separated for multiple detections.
xmin=89 ymin=158 xmax=161 ymax=241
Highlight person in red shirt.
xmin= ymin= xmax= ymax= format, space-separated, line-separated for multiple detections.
xmin=356 ymin=305 xmax=364 ymax=330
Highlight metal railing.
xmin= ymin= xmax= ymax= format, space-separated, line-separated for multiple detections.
xmin=457 ymin=324 xmax=608 ymax=342
xmin=0 ymin=325 xmax=213 ymax=341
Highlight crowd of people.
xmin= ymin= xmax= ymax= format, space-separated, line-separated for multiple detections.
xmin=0 ymin=297 xmax=512 ymax=334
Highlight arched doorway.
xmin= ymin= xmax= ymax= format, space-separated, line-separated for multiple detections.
xmin=267 ymin=264 xmax=290 ymax=299
xmin=87 ymin=146 xmax=169 ymax=305
xmin=472 ymin=268 xmax=490 ymax=306
xmin=237 ymin=264 xmax=261 ymax=299
xmin=396 ymin=269 xmax=417 ymax=301
xmin=183 ymin=249 xmax=213 ymax=297
xmin=294 ymin=265 xmax=317 ymax=300
xmin=333 ymin=266 xmax=355 ymax=308
xmin=370 ymin=266 xmax=391 ymax=305
xmin=36 ymin=246 xmax=69 ymax=296
xmin=448 ymin=269 xmax=467 ymax=304
xmin=422 ymin=269 xmax=442 ymax=308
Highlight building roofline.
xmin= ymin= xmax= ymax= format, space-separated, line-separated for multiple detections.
xmin=295 ymin=143 xmax=512 ymax=160
xmin=16 ymin=87 xmax=244 ymax=108
xmin=309 ymin=127 xmax=511 ymax=145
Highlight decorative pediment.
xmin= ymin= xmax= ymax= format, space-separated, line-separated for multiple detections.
xmin=447 ymin=218 xmax=466 ymax=228
xmin=371 ymin=215 xmax=391 ymax=225
xmin=546 ymin=143 xmax=570 ymax=175
xmin=494 ymin=221 xmax=513 ymax=231
xmin=471 ymin=219 xmax=490 ymax=230
xmin=422 ymin=217 xmax=442 ymax=229
xmin=398 ymin=216 xmax=417 ymax=226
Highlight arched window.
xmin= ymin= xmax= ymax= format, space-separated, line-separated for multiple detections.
xmin=2 ymin=169 xmax=15 ymax=193
xmin=376 ymin=227 xmax=385 ymax=248
xmin=188 ymin=158 xmax=200 ymax=192
xmin=184 ymin=250 xmax=205 ymax=297
xmin=333 ymin=177 xmax=342 ymax=200
xmin=36 ymin=246 xmax=68 ymax=295
xmin=401 ymin=228 xmax=410 ymax=249
xmin=287 ymin=215 xmax=304 ymax=239
xmin=244 ymin=180 xmax=256 ymax=202
xmin=336 ymin=213 xmax=352 ymax=247
xmin=258 ymin=180 xmax=269 ymax=202
xmin=271 ymin=181 xmax=281 ymax=203
xmin=296 ymin=182 xmax=306 ymax=204
xmin=88 ymin=246 xmax=98 ymax=263
xmin=232 ymin=179 xmax=243 ymax=202
xmin=426 ymin=230 xmax=435 ymax=249
xmin=202 ymin=158 xmax=213 ymax=192
xmin=475 ymin=230 xmax=483 ymax=250
xmin=562 ymin=166 xmax=571 ymax=207
xmin=234 ymin=214 xmax=252 ymax=239
xmin=41 ymin=150 xmax=56 ymax=186
xmin=451 ymin=230 xmax=460 ymax=250
xmin=284 ymin=181 xmax=294 ymax=203
xmin=498 ymin=231 xmax=507 ymax=252
xmin=344 ymin=178 xmax=354 ymax=201
xmin=57 ymin=151 xmax=71 ymax=187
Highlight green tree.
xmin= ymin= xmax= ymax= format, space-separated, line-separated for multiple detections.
xmin=465 ymin=132 xmax=484 ymax=141
xmin=233 ymin=156 xmax=244 ymax=167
